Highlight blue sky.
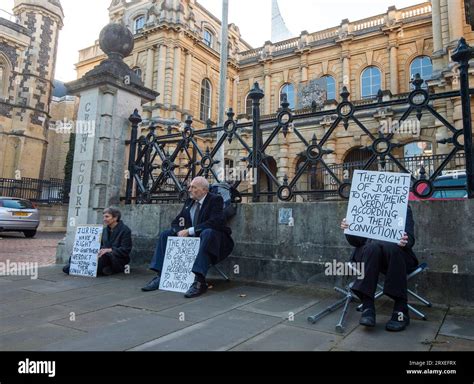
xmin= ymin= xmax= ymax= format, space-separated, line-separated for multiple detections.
xmin=3 ymin=0 xmax=423 ymax=81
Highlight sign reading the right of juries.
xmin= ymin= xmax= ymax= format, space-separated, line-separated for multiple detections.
xmin=344 ymin=170 xmax=411 ymax=244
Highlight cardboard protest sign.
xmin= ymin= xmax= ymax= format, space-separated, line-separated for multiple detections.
xmin=69 ymin=225 xmax=103 ymax=277
xmin=344 ymin=170 xmax=411 ymax=244
xmin=159 ymin=237 xmax=201 ymax=293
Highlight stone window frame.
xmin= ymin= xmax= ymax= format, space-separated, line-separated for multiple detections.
xmin=203 ymin=28 xmax=214 ymax=49
xmin=320 ymin=74 xmax=337 ymax=101
xmin=245 ymin=91 xmax=253 ymax=116
xmin=360 ymin=65 xmax=382 ymax=99
xmin=409 ymin=55 xmax=433 ymax=90
xmin=0 ymin=53 xmax=11 ymax=99
xmin=200 ymin=78 xmax=212 ymax=122
xmin=133 ymin=66 xmax=142 ymax=81
xmin=133 ymin=14 xmax=146 ymax=34
xmin=279 ymin=82 xmax=295 ymax=110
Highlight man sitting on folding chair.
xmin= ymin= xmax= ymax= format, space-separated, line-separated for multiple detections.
xmin=340 ymin=205 xmax=418 ymax=332
xmin=141 ymin=176 xmax=234 ymax=298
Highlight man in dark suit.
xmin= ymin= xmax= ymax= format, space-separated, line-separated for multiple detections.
xmin=63 ymin=208 xmax=132 ymax=276
xmin=341 ymin=206 xmax=418 ymax=332
xmin=142 ymin=177 xmax=234 ymax=298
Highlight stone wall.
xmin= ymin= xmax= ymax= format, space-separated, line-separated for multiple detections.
xmin=37 ymin=204 xmax=68 ymax=232
xmin=119 ymin=200 xmax=474 ymax=306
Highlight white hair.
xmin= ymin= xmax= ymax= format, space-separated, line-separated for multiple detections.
xmin=193 ymin=176 xmax=209 ymax=191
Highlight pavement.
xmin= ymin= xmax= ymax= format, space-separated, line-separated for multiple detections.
xmin=1 ymin=261 xmax=474 ymax=351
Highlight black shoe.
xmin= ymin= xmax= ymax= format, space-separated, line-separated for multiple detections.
xmin=141 ymin=276 xmax=161 ymax=292
xmin=359 ymin=308 xmax=376 ymax=327
xmin=386 ymin=311 xmax=410 ymax=332
xmin=184 ymin=281 xmax=208 ymax=298
xmin=62 ymin=264 xmax=70 ymax=275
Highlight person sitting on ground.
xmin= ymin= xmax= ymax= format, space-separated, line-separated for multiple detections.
xmin=340 ymin=205 xmax=418 ymax=332
xmin=63 ymin=208 xmax=132 ymax=276
xmin=142 ymin=176 xmax=234 ymax=298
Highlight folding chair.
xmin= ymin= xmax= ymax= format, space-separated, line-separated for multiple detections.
xmin=307 ymin=262 xmax=361 ymax=333
xmin=307 ymin=262 xmax=432 ymax=333
xmin=355 ymin=262 xmax=432 ymax=320
xmin=212 ymin=264 xmax=230 ymax=282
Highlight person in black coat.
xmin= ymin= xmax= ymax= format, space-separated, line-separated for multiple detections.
xmin=142 ymin=177 xmax=234 ymax=298
xmin=63 ymin=208 xmax=132 ymax=276
xmin=341 ymin=206 xmax=418 ymax=332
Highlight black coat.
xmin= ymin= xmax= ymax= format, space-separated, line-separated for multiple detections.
xmin=345 ymin=205 xmax=418 ymax=263
xmin=171 ymin=193 xmax=234 ymax=263
xmin=101 ymin=221 xmax=133 ymax=265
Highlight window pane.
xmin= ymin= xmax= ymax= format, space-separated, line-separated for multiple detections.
xmin=280 ymin=83 xmax=295 ymax=109
xmin=200 ymin=79 xmax=212 ymax=121
xmin=361 ymin=67 xmax=381 ymax=98
xmin=410 ymin=56 xmax=432 ymax=89
xmin=323 ymin=76 xmax=336 ymax=100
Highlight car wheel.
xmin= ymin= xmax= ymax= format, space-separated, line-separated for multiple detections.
xmin=23 ymin=230 xmax=37 ymax=238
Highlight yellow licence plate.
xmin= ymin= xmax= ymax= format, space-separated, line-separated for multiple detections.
xmin=13 ymin=212 xmax=29 ymax=217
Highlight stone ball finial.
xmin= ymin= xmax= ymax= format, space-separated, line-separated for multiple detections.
xmin=99 ymin=23 xmax=134 ymax=59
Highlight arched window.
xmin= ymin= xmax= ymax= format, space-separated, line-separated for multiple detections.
xmin=410 ymin=56 xmax=433 ymax=89
xmin=133 ymin=67 xmax=142 ymax=81
xmin=203 ymin=29 xmax=214 ymax=48
xmin=280 ymin=83 xmax=295 ymax=109
xmin=245 ymin=93 xmax=253 ymax=116
xmin=133 ymin=16 xmax=145 ymax=34
xmin=361 ymin=66 xmax=381 ymax=99
xmin=200 ymin=78 xmax=212 ymax=121
xmin=404 ymin=141 xmax=433 ymax=157
xmin=0 ymin=64 xmax=5 ymax=98
xmin=321 ymin=75 xmax=336 ymax=100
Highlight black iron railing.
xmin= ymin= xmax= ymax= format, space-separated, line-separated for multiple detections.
xmin=124 ymin=38 xmax=474 ymax=204
xmin=0 ymin=178 xmax=70 ymax=204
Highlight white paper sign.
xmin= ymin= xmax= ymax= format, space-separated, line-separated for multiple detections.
xmin=69 ymin=225 xmax=103 ymax=278
xmin=160 ymin=237 xmax=201 ymax=293
xmin=344 ymin=170 xmax=411 ymax=244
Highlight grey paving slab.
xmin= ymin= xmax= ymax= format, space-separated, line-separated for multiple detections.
xmin=0 ymin=323 xmax=86 ymax=351
xmin=0 ymin=304 xmax=74 ymax=335
xmin=131 ymin=309 xmax=283 ymax=351
xmin=231 ymin=324 xmax=341 ymax=351
xmin=333 ymin=313 xmax=443 ymax=351
xmin=21 ymin=276 xmax=116 ymax=294
xmin=118 ymin=291 xmax=201 ymax=313
xmin=238 ymin=289 xmax=320 ymax=319
xmin=431 ymin=335 xmax=474 ymax=351
xmin=156 ymin=285 xmax=279 ymax=322
xmin=51 ymin=306 xmax=153 ymax=332
xmin=439 ymin=315 xmax=474 ymax=341
xmin=42 ymin=314 xmax=192 ymax=351
xmin=0 ymin=288 xmax=43 ymax=304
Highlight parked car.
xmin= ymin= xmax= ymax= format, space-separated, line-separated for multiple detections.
xmin=409 ymin=171 xmax=467 ymax=201
xmin=0 ymin=197 xmax=40 ymax=238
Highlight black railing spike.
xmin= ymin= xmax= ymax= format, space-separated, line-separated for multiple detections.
xmin=419 ymin=165 xmax=427 ymax=180
xmin=185 ymin=115 xmax=193 ymax=127
xmin=280 ymin=93 xmax=290 ymax=110
xmin=226 ymin=108 xmax=235 ymax=120
xmin=311 ymin=133 xmax=317 ymax=144
xmin=411 ymin=73 xmax=424 ymax=90
xmin=340 ymin=86 xmax=350 ymax=101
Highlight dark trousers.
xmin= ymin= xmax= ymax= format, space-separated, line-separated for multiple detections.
xmin=66 ymin=253 xmax=126 ymax=276
xmin=150 ymin=228 xmax=226 ymax=277
xmin=351 ymin=241 xmax=418 ymax=301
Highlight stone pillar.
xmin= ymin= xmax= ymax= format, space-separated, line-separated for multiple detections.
xmin=432 ymin=0 xmax=443 ymax=54
xmin=342 ymin=54 xmax=351 ymax=92
xmin=56 ymin=23 xmax=158 ymax=263
xmin=389 ymin=43 xmax=399 ymax=94
xmin=145 ymin=47 xmax=155 ymax=89
xmin=264 ymin=73 xmax=272 ymax=114
xmin=171 ymin=46 xmax=182 ymax=110
xmin=232 ymin=76 xmax=239 ymax=112
xmin=183 ymin=50 xmax=193 ymax=114
xmin=157 ymin=44 xmax=167 ymax=106
xmin=448 ymin=0 xmax=464 ymax=46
